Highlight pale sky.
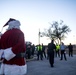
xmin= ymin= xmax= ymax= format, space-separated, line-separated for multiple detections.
xmin=0 ymin=0 xmax=76 ymax=45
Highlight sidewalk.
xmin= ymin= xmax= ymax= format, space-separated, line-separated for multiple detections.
xmin=27 ymin=54 xmax=76 ymax=75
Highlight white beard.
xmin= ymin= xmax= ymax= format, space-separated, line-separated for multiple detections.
xmin=7 ymin=25 xmax=20 ymax=30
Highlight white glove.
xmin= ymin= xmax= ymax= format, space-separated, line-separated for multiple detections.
xmin=4 ymin=47 xmax=16 ymax=61
xmin=0 ymin=48 xmax=16 ymax=61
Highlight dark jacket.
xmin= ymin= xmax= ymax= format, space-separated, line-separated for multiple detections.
xmin=48 ymin=42 xmax=56 ymax=53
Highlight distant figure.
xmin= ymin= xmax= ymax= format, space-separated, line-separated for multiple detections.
xmin=37 ymin=44 xmax=43 ymax=60
xmin=42 ymin=43 xmax=46 ymax=58
xmin=46 ymin=46 xmax=49 ymax=60
xmin=68 ymin=43 xmax=73 ymax=57
xmin=60 ymin=42 xmax=67 ymax=61
xmin=48 ymin=39 xmax=56 ymax=67
xmin=31 ymin=44 xmax=35 ymax=57
xmin=26 ymin=43 xmax=31 ymax=59
xmin=55 ymin=43 xmax=60 ymax=57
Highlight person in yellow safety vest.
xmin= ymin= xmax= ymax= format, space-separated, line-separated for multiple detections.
xmin=37 ymin=44 xmax=43 ymax=60
xmin=55 ymin=43 xmax=60 ymax=57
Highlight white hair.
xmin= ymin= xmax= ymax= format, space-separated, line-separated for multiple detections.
xmin=7 ymin=20 xmax=21 ymax=30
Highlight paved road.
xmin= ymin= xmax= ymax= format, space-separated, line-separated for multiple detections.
xmin=27 ymin=55 xmax=76 ymax=75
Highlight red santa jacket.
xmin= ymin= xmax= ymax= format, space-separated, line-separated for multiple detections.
xmin=0 ymin=28 xmax=26 ymax=66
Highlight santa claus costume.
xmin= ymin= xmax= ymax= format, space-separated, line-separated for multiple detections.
xmin=0 ymin=18 xmax=27 ymax=75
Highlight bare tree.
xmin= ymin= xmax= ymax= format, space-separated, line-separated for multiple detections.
xmin=41 ymin=20 xmax=71 ymax=44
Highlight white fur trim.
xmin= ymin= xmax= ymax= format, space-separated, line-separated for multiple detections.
xmin=4 ymin=48 xmax=16 ymax=61
xmin=8 ymin=20 xmax=20 ymax=26
xmin=0 ymin=50 xmax=4 ymax=59
xmin=7 ymin=20 xmax=20 ymax=30
xmin=0 ymin=63 xmax=27 ymax=75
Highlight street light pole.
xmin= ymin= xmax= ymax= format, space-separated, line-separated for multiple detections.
xmin=38 ymin=29 xmax=40 ymax=44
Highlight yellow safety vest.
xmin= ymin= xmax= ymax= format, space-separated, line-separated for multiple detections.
xmin=37 ymin=45 xmax=42 ymax=51
xmin=56 ymin=45 xmax=60 ymax=51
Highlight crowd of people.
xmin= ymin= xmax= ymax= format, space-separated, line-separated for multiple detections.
xmin=27 ymin=40 xmax=74 ymax=68
xmin=25 ymin=40 xmax=74 ymax=68
xmin=25 ymin=42 xmax=46 ymax=60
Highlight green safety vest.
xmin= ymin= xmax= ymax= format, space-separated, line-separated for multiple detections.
xmin=56 ymin=45 xmax=60 ymax=51
xmin=37 ymin=45 xmax=42 ymax=51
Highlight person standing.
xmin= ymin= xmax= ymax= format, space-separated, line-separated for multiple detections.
xmin=60 ymin=42 xmax=67 ymax=61
xmin=55 ymin=43 xmax=60 ymax=57
xmin=48 ymin=39 xmax=56 ymax=67
xmin=42 ymin=43 xmax=46 ymax=58
xmin=37 ymin=44 xmax=43 ymax=60
xmin=0 ymin=18 xmax=27 ymax=75
xmin=31 ymin=44 xmax=35 ymax=57
xmin=26 ymin=43 xmax=32 ymax=59
xmin=68 ymin=43 xmax=73 ymax=57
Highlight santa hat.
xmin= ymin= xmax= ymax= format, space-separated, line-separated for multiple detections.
xmin=3 ymin=18 xmax=21 ymax=27
xmin=3 ymin=18 xmax=16 ymax=27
